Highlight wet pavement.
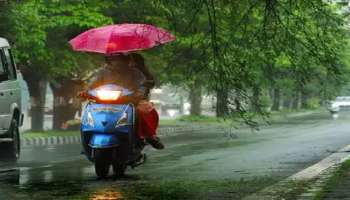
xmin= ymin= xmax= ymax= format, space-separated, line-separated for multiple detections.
xmin=1 ymin=111 xmax=350 ymax=199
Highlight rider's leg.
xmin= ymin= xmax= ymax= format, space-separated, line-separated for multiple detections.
xmin=137 ymin=107 xmax=164 ymax=150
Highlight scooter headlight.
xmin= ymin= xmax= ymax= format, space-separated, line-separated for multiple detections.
xmin=96 ymin=90 xmax=121 ymax=101
xmin=87 ymin=111 xmax=95 ymax=127
xmin=116 ymin=112 xmax=128 ymax=127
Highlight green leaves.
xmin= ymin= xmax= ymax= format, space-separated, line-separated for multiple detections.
xmin=1 ymin=0 xmax=348 ymax=123
xmin=7 ymin=0 xmax=113 ymax=77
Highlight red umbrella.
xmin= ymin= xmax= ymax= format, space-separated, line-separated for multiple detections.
xmin=69 ymin=24 xmax=175 ymax=54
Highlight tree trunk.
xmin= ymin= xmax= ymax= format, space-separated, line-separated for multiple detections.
xmin=189 ymin=80 xmax=202 ymax=115
xmin=29 ymin=80 xmax=47 ymax=131
xmin=282 ymin=94 xmax=292 ymax=109
xmin=216 ymin=88 xmax=229 ymax=117
xmin=51 ymin=79 xmax=83 ymax=130
xmin=179 ymin=96 xmax=184 ymax=115
xmin=301 ymin=89 xmax=308 ymax=109
xmin=19 ymin=66 xmax=48 ymax=131
xmin=251 ymin=86 xmax=260 ymax=112
xmin=291 ymin=91 xmax=300 ymax=109
xmin=271 ymin=88 xmax=280 ymax=111
xmin=53 ymin=104 xmax=77 ymax=130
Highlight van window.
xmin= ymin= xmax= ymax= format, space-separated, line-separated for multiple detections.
xmin=0 ymin=55 xmax=5 ymax=75
xmin=0 ymin=50 xmax=8 ymax=81
xmin=2 ymin=48 xmax=16 ymax=80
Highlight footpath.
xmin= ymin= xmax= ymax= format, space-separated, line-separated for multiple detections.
xmin=244 ymin=138 xmax=350 ymax=200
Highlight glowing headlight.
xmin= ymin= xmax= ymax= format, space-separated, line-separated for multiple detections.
xmin=96 ymin=90 xmax=121 ymax=101
xmin=116 ymin=112 xmax=128 ymax=127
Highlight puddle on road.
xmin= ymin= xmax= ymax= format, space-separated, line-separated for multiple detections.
xmin=89 ymin=189 xmax=124 ymax=200
xmin=0 ymin=164 xmax=278 ymax=200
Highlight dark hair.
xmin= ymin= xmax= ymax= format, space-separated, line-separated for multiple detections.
xmin=130 ymin=53 xmax=145 ymax=69
xmin=130 ymin=53 xmax=155 ymax=85
xmin=105 ymin=54 xmax=130 ymax=66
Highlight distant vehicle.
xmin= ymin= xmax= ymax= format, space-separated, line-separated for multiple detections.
xmin=0 ymin=37 xmax=23 ymax=161
xmin=328 ymin=96 xmax=350 ymax=113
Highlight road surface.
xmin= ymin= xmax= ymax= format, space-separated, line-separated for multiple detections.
xmin=1 ymin=111 xmax=350 ymax=199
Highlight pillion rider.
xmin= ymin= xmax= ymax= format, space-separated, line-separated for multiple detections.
xmin=85 ymin=53 xmax=164 ymax=150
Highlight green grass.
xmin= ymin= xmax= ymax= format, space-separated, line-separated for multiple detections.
xmin=273 ymin=180 xmax=311 ymax=200
xmin=174 ymin=109 xmax=324 ymax=126
xmin=314 ymin=159 xmax=350 ymax=200
xmin=22 ymin=131 xmax=79 ymax=139
xmin=177 ymin=115 xmax=221 ymax=122
xmin=12 ymin=177 xmax=276 ymax=200
xmin=159 ymin=119 xmax=178 ymax=126
xmin=160 ymin=115 xmax=227 ymax=126
xmin=120 ymin=178 xmax=276 ymax=200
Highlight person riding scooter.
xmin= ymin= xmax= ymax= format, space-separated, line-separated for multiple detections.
xmin=87 ymin=53 xmax=164 ymax=150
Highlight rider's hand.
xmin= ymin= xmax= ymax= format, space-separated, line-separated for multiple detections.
xmin=77 ymin=91 xmax=87 ymax=98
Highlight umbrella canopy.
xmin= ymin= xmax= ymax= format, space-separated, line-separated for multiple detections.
xmin=69 ymin=24 xmax=175 ymax=54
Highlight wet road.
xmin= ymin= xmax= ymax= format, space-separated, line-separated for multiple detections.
xmin=1 ymin=111 xmax=350 ymax=199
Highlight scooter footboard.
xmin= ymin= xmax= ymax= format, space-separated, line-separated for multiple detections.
xmin=89 ymin=134 xmax=119 ymax=148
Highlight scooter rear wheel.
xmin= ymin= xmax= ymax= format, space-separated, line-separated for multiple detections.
xmin=94 ymin=149 xmax=110 ymax=178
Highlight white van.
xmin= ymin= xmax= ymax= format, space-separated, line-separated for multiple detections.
xmin=0 ymin=37 xmax=23 ymax=161
xmin=328 ymin=96 xmax=350 ymax=113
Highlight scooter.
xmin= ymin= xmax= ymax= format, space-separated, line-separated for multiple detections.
xmin=80 ymin=84 xmax=146 ymax=178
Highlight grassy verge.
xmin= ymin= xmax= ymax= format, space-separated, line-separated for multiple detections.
xmin=104 ymin=178 xmax=276 ymax=200
xmin=12 ymin=177 xmax=276 ymax=200
xmin=22 ymin=131 xmax=79 ymax=139
xmin=159 ymin=115 xmax=226 ymax=126
xmin=274 ymin=180 xmax=311 ymax=200
xmin=21 ymin=108 xmax=323 ymax=139
xmin=314 ymin=159 xmax=350 ymax=200
xmin=159 ymin=119 xmax=180 ymax=126
xmin=171 ymin=108 xmax=324 ymax=126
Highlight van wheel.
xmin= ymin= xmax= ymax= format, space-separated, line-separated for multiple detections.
xmin=0 ymin=119 xmax=20 ymax=161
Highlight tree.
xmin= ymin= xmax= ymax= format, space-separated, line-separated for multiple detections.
xmin=4 ymin=0 xmax=112 ymax=130
xmin=1 ymin=0 xmax=348 ymax=129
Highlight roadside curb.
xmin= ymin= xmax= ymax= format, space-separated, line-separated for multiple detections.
xmin=20 ymin=125 xmax=228 ymax=147
xmin=21 ymin=136 xmax=81 ymax=147
xmin=296 ymin=144 xmax=350 ymax=200
xmin=290 ymin=144 xmax=350 ymax=181
xmin=296 ymin=166 xmax=336 ymax=200
xmin=19 ymin=110 xmax=322 ymax=147
xmin=243 ymin=144 xmax=350 ymax=200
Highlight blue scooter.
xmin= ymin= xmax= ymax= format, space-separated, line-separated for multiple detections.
xmin=80 ymin=84 xmax=146 ymax=178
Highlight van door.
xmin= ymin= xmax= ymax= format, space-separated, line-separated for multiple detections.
xmin=0 ymin=48 xmax=10 ymax=131
xmin=0 ymin=48 xmax=20 ymax=131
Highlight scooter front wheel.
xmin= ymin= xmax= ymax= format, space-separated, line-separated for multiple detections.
xmin=94 ymin=149 xmax=111 ymax=178
xmin=112 ymin=162 xmax=127 ymax=177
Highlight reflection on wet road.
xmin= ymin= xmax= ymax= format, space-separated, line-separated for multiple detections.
xmin=1 ymin=111 xmax=350 ymax=199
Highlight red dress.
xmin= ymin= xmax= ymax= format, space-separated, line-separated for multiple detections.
xmin=137 ymin=101 xmax=159 ymax=139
